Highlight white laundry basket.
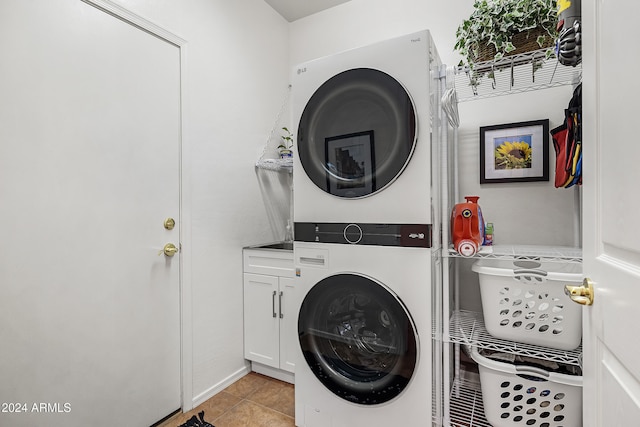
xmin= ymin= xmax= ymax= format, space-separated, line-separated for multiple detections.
xmin=472 ymin=259 xmax=583 ymax=350
xmin=471 ymin=346 xmax=582 ymax=427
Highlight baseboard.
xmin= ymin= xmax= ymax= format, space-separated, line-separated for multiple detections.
xmin=191 ymin=364 xmax=251 ymax=408
xmin=251 ymin=362 xmax=295 ymax=384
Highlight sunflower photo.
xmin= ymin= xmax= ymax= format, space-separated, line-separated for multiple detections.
xmin=493 ymin=135 xmax=533 ymax=170
xmin=480 ymin=120 xmax=549 ymax=184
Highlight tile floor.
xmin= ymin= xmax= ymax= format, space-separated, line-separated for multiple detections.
xmin=158 ymin=372 xmax=295 ymax=427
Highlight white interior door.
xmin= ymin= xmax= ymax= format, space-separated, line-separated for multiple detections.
xmin=0 ymin=1 xmax=182 ymax=425
xmin=582 ymin=0 xmax=640 ymax=425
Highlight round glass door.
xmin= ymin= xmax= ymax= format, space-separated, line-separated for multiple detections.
xmin=298 ymin=273 xmax=418 ymax=405
xmin=297 ymin=68 xmax=417 ymax=198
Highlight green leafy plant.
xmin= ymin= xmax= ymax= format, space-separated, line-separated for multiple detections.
xmin=278 ymin=127 xmax=293 ymax=151
xmin=455 ymin=0 xmax=558 ymax=70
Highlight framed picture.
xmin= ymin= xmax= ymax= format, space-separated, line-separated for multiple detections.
xmin=325 ymin=130 xmax=375 ymax=197
xmin=480 ymin=119 xmax=549 ymax=184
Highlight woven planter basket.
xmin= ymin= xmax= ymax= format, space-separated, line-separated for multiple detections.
xmin=471 ymin=27 xmax=554 ymax=63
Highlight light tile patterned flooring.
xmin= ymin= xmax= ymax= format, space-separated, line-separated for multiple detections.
xmin=158 ymin=372 xmax=295 ymax=427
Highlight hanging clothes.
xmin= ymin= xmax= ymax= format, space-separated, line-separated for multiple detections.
xmin=551 ymin=83 xmax=582 ymax=188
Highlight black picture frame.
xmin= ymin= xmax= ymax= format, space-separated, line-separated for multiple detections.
xmin=480 ymin=119 xmax=549 ymax=184
xmin=324 ymin=130 xmax=375 ymax=197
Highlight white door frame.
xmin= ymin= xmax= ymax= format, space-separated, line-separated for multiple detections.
xmin=81 ymin=0 xmax=194 ymax=412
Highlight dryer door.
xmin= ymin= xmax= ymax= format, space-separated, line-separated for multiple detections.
xmin=297 ymin=68 xmax=417 ymax=198
xmin=298 ymin=273 xmax=418 ymax=405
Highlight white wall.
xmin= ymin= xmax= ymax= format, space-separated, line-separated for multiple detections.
xmin=457 ymin=89 xmax=579 ymax=247
xmin=290 ymin=0 xmax=579 ymax=313
xmin=290 ymin=0 xmax=474 ymax=67
xmin=117 ymin=0 xmax=290 ymax=405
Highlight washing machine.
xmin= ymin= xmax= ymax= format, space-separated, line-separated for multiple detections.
xmin=293 ymin=224 xmax=434 ymax=427
xmin=292 ymin=30 xmax=441 ymax=224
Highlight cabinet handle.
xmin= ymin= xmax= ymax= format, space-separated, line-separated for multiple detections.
xmin=279 ymin=291 xmax=284 ymax=319
xmin=272 ymin=290 xmax=277 ymax=318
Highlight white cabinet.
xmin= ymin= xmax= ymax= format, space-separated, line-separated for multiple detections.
xmin=243 ymin=246 xmax=296 ymax=383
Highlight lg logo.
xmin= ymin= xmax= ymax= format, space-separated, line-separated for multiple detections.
xmin=297 ymin=67 xmax=307 ymax=74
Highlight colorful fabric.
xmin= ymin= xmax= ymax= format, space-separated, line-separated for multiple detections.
xmin=551 ymin=83 xmax=582 ymax=188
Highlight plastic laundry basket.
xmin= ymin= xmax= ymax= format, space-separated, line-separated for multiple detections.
xmin=472 ymin=259 xmax=583 ymax=350
xmin=471 ymin=346 xmax=582 ymax=427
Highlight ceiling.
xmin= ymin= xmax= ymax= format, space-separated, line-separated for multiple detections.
xmin=263 ymin=0 xmax=352 ymax=22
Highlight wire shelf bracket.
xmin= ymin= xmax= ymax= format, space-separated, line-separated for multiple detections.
xmin=454 ymin=49 xmax=582 ymax=102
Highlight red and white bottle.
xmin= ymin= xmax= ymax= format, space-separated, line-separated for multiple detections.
xmin=451 ymin=196 xmax=485 ymax=256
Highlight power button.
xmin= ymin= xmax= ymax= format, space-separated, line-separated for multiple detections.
xmin=343 ymin=223 xmax=363 ymax=244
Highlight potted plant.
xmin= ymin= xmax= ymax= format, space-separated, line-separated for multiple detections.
xmin=455 ymin=0 xmax=558 ymax=75
xmin=278 ymin=127 xmax=294 ymax=159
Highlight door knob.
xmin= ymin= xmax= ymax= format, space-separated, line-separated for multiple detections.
xmin=164 ymin=218 xmax=175 ymax=230
xmin=162 ymin=243 xmax=179 ymax=257
xmin=564 ymin=278 xmax=594 ymax=306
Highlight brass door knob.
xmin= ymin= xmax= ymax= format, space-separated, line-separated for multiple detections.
xmin=163 ymin=243 xmax=179 ymax=257
xmin=564 ymin=278 xmax=594 ymax=306
xmin=164 ymin=218 xmax=175 ymax=230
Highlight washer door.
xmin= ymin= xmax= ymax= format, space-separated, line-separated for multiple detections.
xmin=298 ymin=273 xmax=418 ymax=405
xmin=297 ymin=68 xmax=417 ymax=198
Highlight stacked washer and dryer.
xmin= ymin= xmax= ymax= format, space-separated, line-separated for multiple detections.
xmin=291 ymin=30 xmax=443 ymax=427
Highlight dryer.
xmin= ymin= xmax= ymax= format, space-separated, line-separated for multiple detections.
xmin=293 ymin=233 xmax=433 ymax=427
xmin=292 ymin=30 xmax=441 ymax=224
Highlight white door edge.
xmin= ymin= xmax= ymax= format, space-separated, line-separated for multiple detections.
xmin=82 ymin=0 xmax=194 ymax=412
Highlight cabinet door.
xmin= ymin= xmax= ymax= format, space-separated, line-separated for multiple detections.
xmin=244 ymin=273 xmax=280 ymax=368
xmin=279 ymin=276 xmax=296 ymax=373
